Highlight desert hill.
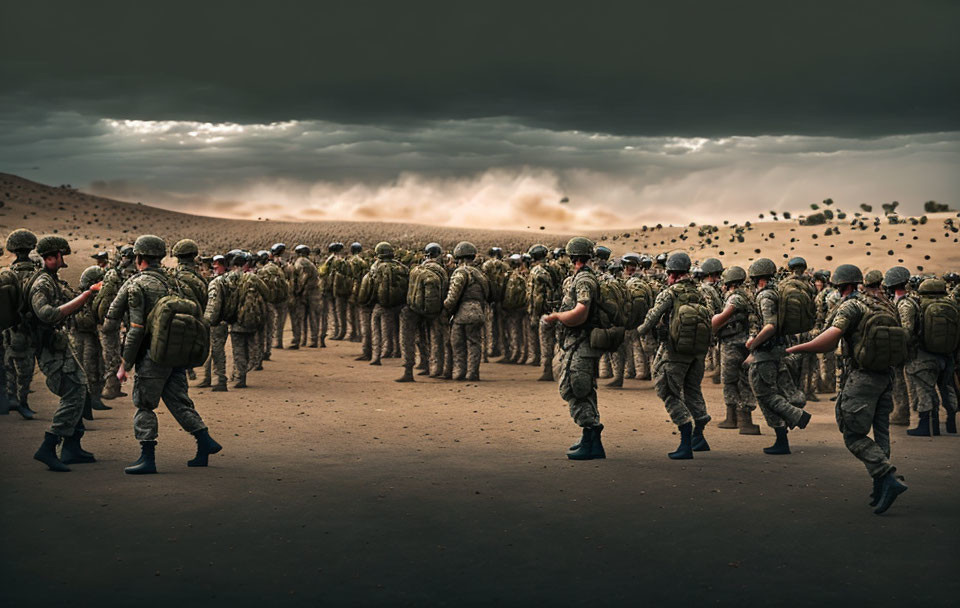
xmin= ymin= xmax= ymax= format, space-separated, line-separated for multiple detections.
xmin=2 ymin=172 xmax=958 ymax=284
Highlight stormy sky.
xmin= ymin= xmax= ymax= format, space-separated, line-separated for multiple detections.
xmin=1 ymin=1 xmax=958 ymax=228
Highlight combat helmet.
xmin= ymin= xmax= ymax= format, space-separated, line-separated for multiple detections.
xmin=375 ymin=241 xmax=394 ymax=259
xmin=133 ymin=235 xmax=166 ymax=258
xmin=595 ymin=246 xmax=612 ymax=261
xmin=508 ymin=253 xmax=522 ymax=267
xmin=622 ymin=252 xmax=641 ymax=266
xmin=172 ymin=238 xmax=199 ymax=258
xmin=691 ymin=265 xmax=704 ymax=279
xmin=918 ymin=278 xmax=947 ymax=295
xmin=453 ymin=241 xmax=477 ymax=259
xmin=832 ymin=264 xmax=863 ymax=286
xmin=655 ymin=253 xmax=668 ymax=267
xmin=722 ymin=266 xmax=747 ymax=285
xmin=528 ymin=244 xmax=549 ymax=260
xmin=271 ymin=242 xmax=286 ymax=254
xmin=813 ymin=269 xmax=831 ymax=283
xmin=489 ymin=246 xmax=503 ymax=259
xmin=639 ymin=254 xmax=653 ymax=269
xmin=787 ymin=257 xmax=808 ymax=271
xmin=883 ymin=266 xmax=910 ymax=288
xmin=91 ymin=251 xmax=109 ymax=262
xmin=565 ymin=237 xmax=595 ymax=258
xmin=701 ymin=257 xmax=723 ymax=275
xmin=424 ymin=242 xmax=442 ymax=258
xmin=36 ymin=236 xmax=71 ymax=257
xmin=864 ymin=270 xmax=884 ymax=287
xmin=257 ymin=250 xmax=270 ymax=262
xmin=294 ymin=244 xmax=311 ymax=256
xmin=80 ymin=265 xmax=106 ymax=290
xmin=553 ymin=247 xmax=566 ymax=258
xmin=608 ymin=258 xmax=623 ymax=273
xmin=748 ymin=258 xmax=777 ymax=279
xmin=5 ymin=229 xmax=37 ymax=253
xmin=665 ymin=252 xmax=692 ymax=273
xmin=350 ymin=242 xmax=362 ymax=254
xmin=329 ymin=242 xmax=344 ymax=253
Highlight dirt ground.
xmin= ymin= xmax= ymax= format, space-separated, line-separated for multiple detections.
xmin=2 ymin=327 xmax=958 ymax=607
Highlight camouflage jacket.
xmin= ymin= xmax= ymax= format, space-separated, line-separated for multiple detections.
xmin=292 ymin=256 xmax=320 ymax=296
xmin=106 ymin=266 xmax=170 ymax=369
xmin=526 ymin=263 xmax=555 ymax=317
xmin=750 ymin=284 xmax=785 ymax=361
xmin=716 ymin=287 xmax=754 ymax=344
xmin=204 ymin=273 xmax=230 ymax=326
xmin=559 ymin=266 xmax=600 ymax=355
xmin=175 ymin=262 xmax=209 ymax=310
xmin=698 ymin=281 xmax=723 ymax=315
xmin=444 ymin=264 xmax=487 ymax=324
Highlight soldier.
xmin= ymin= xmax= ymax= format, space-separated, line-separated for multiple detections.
xmin=813 ymin=269 xmax=840 ymax=397
xmin=636 ymin=254 xmax=661 ymax=380
xmin=542 ymin=236 xmax=605 ymax=460
xmin=289 ymin=245 xmax=320 ymax=349
xmin=201 ymin=254 xmax=230 ymax=391
xmin=226 ymin=252 xmax=268 ymax=389
xmin=605 ymin=258 xmax=634 ymax=388
xmin=499 ymin=253 xmax=528 ymax=365
xmin=481 ymin=247 xmax=507 ymax=359
xmin=711 ymin=266 xmax=761 ymax=434
xmin=526 ymin=244 xmax=557 ymax=380
xmin=745 ymin=258 xmax=812 ymax=455
xmin=787 ymin=264 xmax=908 ymax=514
xmin=28 ymin=236 xmax=103 ymax=471
xmin=172 ymin=239 xmax=208 ymax=380
xmin=594 ymin=246 xmax=615 ymax=379
xmin=443 ymin=242 xmax=488 ymax=381
xmin=3 ymin=229 xmax=40 ymax=419
xmin=257 ymin=249 xmax=288 ymax=365
xmin=270 ymin=243 xmax=290 ymax=348
xmin=786 ymin=257 xmax=820 ymax=402
xmin=346 ymin=242 xmax=366 ymax=342
xmin=397 ymin=242 xmax=450 ymax=382
xmin=700 ymin=258 xmax=724 ymax=384
xmin=98 ymin=245 xmax=136 ymax=401
xmin=900 ymin=278 xmax=959 ymax=436
xmin=618 ymin=253 xmax=651 ymax=385
xmin=74 ymin=265 xmax=111 ymax=412
xmin=637 ymin=252 xmax=713 ymax=459
xmin=108 ymin=235 xmax=221 ymax=475
xmin=883 ymin=267 xmax=913 ymax=425
xmin=323 ymin=242 xmax=349 ymax=341
xmin=91 ymin=251 xmax=109 ymax=268
xmin=367 ymin=242 xmax=407 ymax=366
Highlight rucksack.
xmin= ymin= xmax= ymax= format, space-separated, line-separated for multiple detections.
xmin=502 ymin=271 xmax=527 ymax=311
xmin=668 ymin=282 xmax=712 ymax=356
xmin=917 ymin=294 xmax=960 ymax=355
xmin=0 ymin=268 xmax=22 ymax=330
xmin=226 ymin=272 xmax=268 ymax=331
xmin=852 ymin=296 xmax=908 ymax=371
xmin=527 ymin=266 xmax=555 ymax=317
xmin=74 ymin=299 xmax=99 ymax=332
xmin=357 ymin=271 xmax=376 ymax=307
xmin=143 ymin=270 xmax=209 ymax=368
xmin=407 ymin=263 xmax=445 ymax=318
xmin=258 ymin=264 xmax=289 ymax=304
xmin=483 ymin=260 xmax=507 ymax=303
xmin=95 ymin=269 xmax=123 ymax=324
xmin=175 ymin=266 xmax=208 ymax=310
xmin=376 ymin=261 xmax=409 ymax=308
xmin=583 ymin=272 xmax=626 ymax=352
xmin=333 ymin=261 xmax=355 ymax=298
xmin=777 ymin=277 xmax=816 ymax=335
xmin=625 ymin=276 xmax=655 ymax=329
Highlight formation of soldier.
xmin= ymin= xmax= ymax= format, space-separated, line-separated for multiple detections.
xmin=4 ymin=228 xmax=959 ymax=516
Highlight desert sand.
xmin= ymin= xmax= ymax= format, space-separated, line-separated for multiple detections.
xmin=1 ymin=174 xmax=958 ymax=606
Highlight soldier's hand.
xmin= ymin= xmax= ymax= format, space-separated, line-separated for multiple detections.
xmin=117 ymin=366 xmax=128 ymax=383
xmin=745 ymin=337 xmax=755 ymax=350
xmin=744 ymin=354 xmax=754 ymax=366
xmin=541 ymin=313 xmax=558 ymax=325
xmin=88 ymin=281 xmax=103 ymax=293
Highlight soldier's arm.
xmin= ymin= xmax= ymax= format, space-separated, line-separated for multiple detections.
xmin=788 ymin=300 xmax=857 ymax=354
xmin=443 ymin=270 xmax=465 ymax=312
xmin=121 ymin=284 xmax=147 ymax=370
xmin=56 ymin=283 xmax=101 ymax=318
xmin=748 ymin=294 xmax=778 ymax=349
xmin=897 ymin=300 xmax=916 ymax=333
xmin=204 ymin=279 xmax=222 ymax=325
xmin=712 ymin=301 xmax=736 ymax=331
xmin=637 ymin=291 xmax=671 ymax=336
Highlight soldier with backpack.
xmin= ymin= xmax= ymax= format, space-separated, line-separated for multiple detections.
xmin=74 ymin=265 xmax=111 ymax=412
xmin=541 ymin=236 xmax=607 ymax=460
xmin=172 ymin=239 xmax=208 ymax=381
xmin=882 ymin=267 xmax=914 ymax=426
xmin=899 ymin=278 xmax=959 ymax=436
xmin=700 ymin=258 xmax=724 ymax=385
xmin=323 ymin=242 xmax=351 ymax=341
xmin=444 ymin=242 xmax=489 ymax=381
xmin=601 ymin=258 xmax=632 ymax=388
xmin=787 ymin=264 xmax=908 ymax=514
xmin=366 ymin=242 xmax=408 ymax=366
xmin=499 ymin=253 xmax=528 ymax=365
xmin=26 ymin=236 xmax=104 ymax=471
xmin=257 ymin=249 xmax=289 ymax=365
xmin=98 ymin=246 xmax=136 ymax=401
xmin=637 ymin=252 xmax=713 ymax=460
xmin=202 ymin=254 xmax=230 ymax=391
xmin=636 ymin=254 xmax=661 ymax=381
xmin=2 ymin=229 xmax=40 ymax=419
xmin=397 ymin=242 xmax=450 ymax=382
xmin=225 ymin=252 xmax=269 ymax=388
xmin=784 ymin=257 xmax=820 ymax=402
xmin=290 ymin=245 xmax=320 ymax=349
xmin=617 ymin=253 xmax=654 ymax=386
xmin=268 ymin=243 xmax=290 ymax=349
xmin=346 ymin=242 xmax=366 ymax=342
xmin=526 ymin=244 xmax=557 ymax=380
xmin=813 ymin=269 xmax=840 ymax=397
xmin=745 ymin=258 xmax=812 ymax=455
xmin=482 ymin=247 xmax=507 ymax=360
xmin=711 ymin=266 xmax=761 ymax=434
xmin=107 ymin=235 xmax=219 ymax=475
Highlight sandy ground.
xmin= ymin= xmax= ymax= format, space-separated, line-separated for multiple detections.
xmin=1 ymin=325 xmax=958 ymax=607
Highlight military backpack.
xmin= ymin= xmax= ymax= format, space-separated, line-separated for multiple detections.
xmin=0 ymin=268 xmax=22 ymax=330
xmin=225 ymin=272 xmax=269 ymax=331
xmin=916 ymin=294 xmax=960 ymax=355
xmin=482 ymin=260 xmax=507 ymax=303
xmin=851 ymin=296 xmax=908 ymax=372
xmin=258 ymin=264 xmax=290 ymax=304
xmin=407 ymin=263 xmax=445 ymax=318
xmin=95 ymin=268 xmax=123 ymax=324
xmin=625 ymin=276 xmax=655 ymax=329
xmin=376 ymin=260 xmax=409 ymax=308
xmin=777 ymin=277 xmax=816 ymax=335
xmin=582 ymin=272 xmax=626 ymax=352
xmin=143 ymin=270 xmax=210 ymax=368
xmin=502 ymin=271 xmax=527 ymax=311
xmin=667 ymin=281 xmax=712 ymax=356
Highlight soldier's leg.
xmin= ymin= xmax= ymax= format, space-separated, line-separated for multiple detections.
xmin=348 ymin=301 xmax=359 ymax=341
xmin=491 ymin=304 xmax=503 ymax=357
xmin=890 ymin=365 xmax=910 ymax=425
xmin=483 ymin=306 xmax=493 ymax=357
xmin=450 ymin=323 xmax=468 ymax=380
xmin=525 ymin=319 xmax=540 ymax=366
xmin=711 ymin=344 xmax=721 ymax=384
xmin=309 ymin=292 xmax=322 ymax=346
xmin=428 ymin=317 xmax=444 ymax=376
xmin=12 ymin=352 xmax=36 ymax=405
xmin=289 ymin=300 xmax=303 ymax=347
xmin=624 ymin=331 xmax=637 ymax=379
xmin=937 ymin=358 xmax=958 ymax=432
xmin=465 ymin=322 xmax=483 ymax=380
xmin=748 ymin=360 xmax=805 ymax=428
xmin=599 ymin=352 xmax=613 ymax=379
xmin=161 ymin=368 xmax=207 ymax=434
xmin=211 ymin=324 xmax=228 ymax=386
xmin=683 ymin=356 xmax=711 ymax=424
xmin=249 ymin=330 xmax=262 ymax=372
xmin=230 ymin=331 xmax=249 ymax=387
xmin=559 ymin=349 xmax=600 ymax=428
xmin=397 ymin=306 xmax=417 ymax=376
xmin=906 ymin=356 xmax=937 ymax=415
xmin=202 ymin=342 xmax=213 ymax=385
xmin=83 ymin=333 xmax=106 ymax=401
xmin=262 ymin=303 xmax=275 ymax=361
xmin=416 ymin=321 xmax=430 ymax=372
xmin=838 ymin=374 xmax=895 ymax=480
xmin=539 ymin=319 xmax=557 ymax=381
xmin=43 ymin=349 xmax=88 ymax=438
xmin=371 ymin=305 xmax=384 ymax=364
xmin=132 ymin=358 xmax=168 ymax=442
xmin=442 ymin=321 xmax=453 ymax=379
xmin=609 ymin=339 xmax=627 ymax=386
xmin=358 ymin=307 xmax=373 ymax=360
xmin=390 ymin=307 xmax=401 ymax=357
xmin=654 ymin=357 xmax=694 ymax=426
xmin=275 ymin=300 xmax=288 ymax=348
xmin=638 ymin=334 xmax=657 ymax=380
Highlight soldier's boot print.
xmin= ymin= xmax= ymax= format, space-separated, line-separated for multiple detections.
xmin=668 ymin=422 xmax=693 ymax=460
xmin=61 ymin=430 xmax=96 ymax=465
xmin=763 ymin=427 xmax=791 ymax=455
xmin=187 ymin=429 xmax=222 ymax=467
xmin=125 ymin=441 xmax=158 ymax=475
xmin=34 ymin=432 xmax=70 ymax=472
xmin=737 ymin=408 xmax=761 ymax=435
xmin=691 ymin=420 xmax=710 ymax=452
xmin=717 ymin=405 xmax=738 ymax=429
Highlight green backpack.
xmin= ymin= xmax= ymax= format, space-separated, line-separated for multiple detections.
xmin=625 ymin=276 xmax=655 ymax=329
xmin=376 ymin=261 xmax=409 ymax=308
xmin=175 ymin=267 xmax=208 ymax=310
xmin=95 ymin=269 xmax=122 ymax=324
xmin=668 ymin=282 xmax=712 ymax=356
xmin=144 ymin=271 xmax=210 ymax=368
xmin=357 ymin=271 xmax=376 ymax=307
xmin=853 ymin=296 xmax=908 ymax=371
xmin=407 ymin=263 xmax=445 ymax=318
xmin=918 ymin=294 xmax=960 ymax=355
xmin=74 ymin=300 xmax=99 ymax=332
xmin=258 ymin=264 xmax=289 ymax=304
xmin=482 ymin=260 xmax=507 ymax=303
xmin=0 ymin=268 xmax=22 ymax=331
xmin=777 ymin=277 xmax=816 ymax=335
xmin=585 ymin=272 xmax=626 ymax=352
xmin=230 ymin=273 xmax=269 ymax=331
xmin=502 ymin=271 xmax=527 ymax=311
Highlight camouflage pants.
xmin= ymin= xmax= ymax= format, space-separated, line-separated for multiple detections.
xmin=319 ymin=292 xmax=334 ymax=339
xmin=818 ymin=349 xmax=837 ymax=393
xmin=637 ymin=333 xmax=658 ymax=380
xmin=348 ymin=300 xmax=361 ymax=340
xmin=906 ymin=351 xmax=958 ymax=415
xmin=748 ymin=359 xmax=805 ymax=429
xmin=74 ymin=330 xmax=104 ymax=397
xmin=37 ymin=333 xmax=87 ymax=437
xmin=5 ymin=327 xmax=36 ymax=403
xmin=524 ymin=317 xmax=540 ymax=364
xmin=371 ymin=304 xmax=400 ymax=363
xmin=484 ymin=303 xmax=503 ymax=357
xmin=501 ymin=309 xmax=525 ymax=362
xmin=653 ymin=351 xmax=710 ymax=426
xmin=890 ymin=365 xmax=910 ymax=424
xmin=358 ymin=306 xmax=373 ymax=359
xmin=99 ymin=322 xmax=123 ymax=395
xmin=399 ymin=306 xmax=430 ymax=371
xmin=230 ymin=329 xmax=259 ymax=382
xmin=708 ymin=344 xmax=721 ymax=382
xmin=611 ymin=331 xmax=636 ymax=382
xmin=836 ymin=369 xmax=894 ymax=479
xmin=334 ymin=295 xmax=349 ymax=339
xmin=558 ymin=343 xmax=600 ymax=428
xmin=203 ymin=323 xmax=228 ymax=385
xmin=289 ymin=295 xmax=307 ymax=346
xmin=801 ymin=351 xmax=819 ymax=396
xmin=720 ymin=341 xmax=756 ymax=411
xmin=599 ymin=352 xmax=612 ymax=378
xmin=450 ymin=322 xmax=482 ymax=380
xmin=538 ymin=318 xmax=557 ymax=377
xmin=427 ymin=316 xmax=450 ymax=376
xmin=131 ymin=354 xmax=206 ymax=442
xmin=275 ymin=300 xmax=289 ymax=347
xmin=261 ymin=302 xmax=277 ymax=360
xmin=307 ymin=290 xmax=322 ymax=345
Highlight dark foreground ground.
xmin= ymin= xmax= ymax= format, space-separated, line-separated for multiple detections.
xmin=2 ymin=334 xmax=958 ymax=607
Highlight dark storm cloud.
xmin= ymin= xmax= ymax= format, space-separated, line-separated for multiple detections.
xmin=1 ymin=1 xmax=958 ymax=137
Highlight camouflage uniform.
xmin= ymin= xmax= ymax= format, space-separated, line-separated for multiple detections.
xmin=227 ymin=270 xmax=268 ymax=386
xmin=399 ymin=258 xmax=449 ymax=375
xmin=445 ymin=264 xmax=487 ymax=380
xmin=899 ymin=295 xmax=958 ymax=417
xmin=275 ymin=258 xmax=293 ymax=348
xmin=526 ymin=262 xmax=556 ymax=374
xmin=321 ymin=253 xmax=342 ymax=340
xmin=73 ymin=293 xmax=104 ymax=402
xmin=637 ymin=278 xmax=710 ymax=426
xmin=636 ymin=270 xmax=663 ymax=380
xmin=291 ymin=255 xmax=320 ymax=347
xmin=202 ymin=272 xmax=230 ymax=386
xmin=557 ymin=267 xmax=601 ymax=427
xmin=98 ymin=264 xmax=130 ymax=398
xmin=346 ymin=254 xmax=368 ymax=341
xmin=717 ymin=288 xmax=758 ymax=414
xmin=814 ymin=286 xmax=841 ymax=393
xmin=4 ymin=259 xmax=39 ymax=405
xmin=368 ymin=259 xmax=405 ymax=364
xmin=106 ymin=266 xmax=207 ymax=441
xmin=501 ymin=267 xmax=527 ymax=363
xmin=831 ymin=292 xmax=897 ymax=479
xmin=699 ymin=280 xmax=723 ymax=383
xmin=748 ymin=286 xmax=807 ymax=428
xmin=481 ymin=257 xmax=507 ymax=357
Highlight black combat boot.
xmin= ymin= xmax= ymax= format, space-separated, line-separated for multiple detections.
xmin=873 ymin=470 xmax=908 ymax=515
xmin=590 ymin=424 xmax=606 ymax=459
xmin=287 ymin=343 xmax=300 ymax=350
xmin=906 ymin=411 xmax=931 ymax=437
xmin=211 ymin=380 xmax=228 ymax=392
xmin=569 ymin=423 xmax=603 ymax=451
xmin=355 ymin=354 xmax=371 ymax=361
xmin=16 ymin=398 xmax=36 ymax=420
xmin=605 ymin=377 xmax=623 ymax=388
xmin=668 ymin=423 xmax=694 ymax=460
xmin=931 ymin=408 xmax=941 ymax=436
xmin=196 ymin=377 xmax=212 ymax=388
xmin=945 ymin=410 xmax=957 ymax=434
xmin=796 ymin=409 xmax=812 ymax=429
xmin=0 ymin=390 xmax=10 ymax=416
xmin=869 ymin=476 xmax=882 ymax=507
xmin=566 ymin=426 xmax=595 ymax=460
xmin=125 ymin=441 xmax=157 ymax=475
xmin=395 ymin=368 xmax=415 ymax=383
xmin=89 ymin=391 xmax=111 ymax=411
xmin=34 ymin=432 xmax=70 ymax=472
xmin=763 ymin=427 xmax=791 ymax=455
xmin=691 ymin=420 xmax=710 ymax=452
xmin=233 ymin=377 xmax=247 ymax=389
xmin=717 ymin=405 xmax=738 ymax=429
xmin=187 ymin=429 xmax=222 ymax=467
xmin=538 ymin=368 xmax=554 ymax=382
xmin=61 ymin=430 xmax=96 ymax=465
